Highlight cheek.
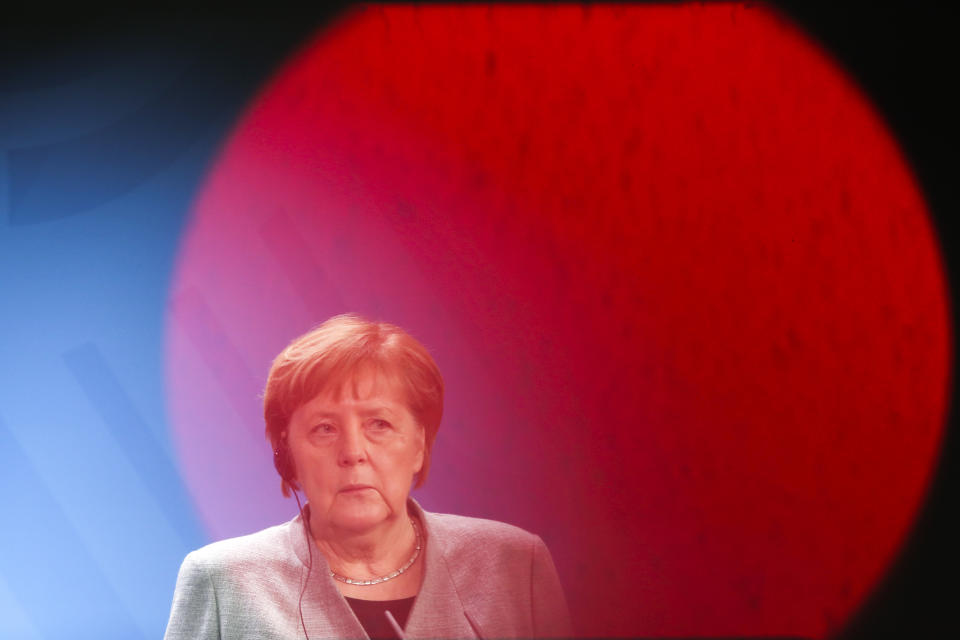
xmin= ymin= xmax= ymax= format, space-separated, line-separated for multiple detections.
xmin=293 ymin=446 xmax=334 ymax=482
xmin=381 ymin=443 xmax=421 ymax=478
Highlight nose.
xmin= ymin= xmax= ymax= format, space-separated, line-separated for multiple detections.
xmin=337 ymin=422 xmax=367 ymax=467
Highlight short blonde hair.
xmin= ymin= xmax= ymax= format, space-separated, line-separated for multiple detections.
xmin=264 ymin=314 xmax=444 ymax=497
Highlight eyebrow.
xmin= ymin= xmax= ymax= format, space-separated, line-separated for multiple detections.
xmin=301 ymin=404 xmax=400 ymax=421
xmin=356 ymin=404 xmax=400 ymax=418
xmin=302 ymin=410 xmax=339 ymax=421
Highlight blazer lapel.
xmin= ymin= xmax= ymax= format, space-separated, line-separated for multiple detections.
xmin=404 ymin=500 xmax=478 ymax=640
xmin=286 ymin=501 xmax=479 ymax=639
xmin=288 ymin=511 xmax=369 ymax=639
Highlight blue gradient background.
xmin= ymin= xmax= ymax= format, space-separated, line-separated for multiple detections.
xmin=0 ymin=12 xmax=334 ymax=638
xmin=0 ymin=6 xmax=956 ymax=639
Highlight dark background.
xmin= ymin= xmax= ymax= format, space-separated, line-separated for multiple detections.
xmin=774 ymin=4 xmax=957 ymax=638
xmin=1 ymin=3 xmax=954 ymax=638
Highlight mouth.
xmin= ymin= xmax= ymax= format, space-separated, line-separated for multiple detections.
xmin=339 ymin=484 xmax=375 ymax=493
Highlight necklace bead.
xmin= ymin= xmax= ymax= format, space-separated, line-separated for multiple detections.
xmin=330 ymin=518 xmax=421 ymax=586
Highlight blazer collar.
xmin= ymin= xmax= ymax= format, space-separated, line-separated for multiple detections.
xmin=287 ymin=506 xmax=366 ymax=639
xmin=287 ymin=498 xmax=477 ymax=639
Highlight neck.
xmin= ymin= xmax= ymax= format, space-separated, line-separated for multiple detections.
xmin=310 ymin=509 xmax=417 ymax=577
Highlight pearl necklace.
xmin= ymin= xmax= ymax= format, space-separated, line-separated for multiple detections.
xmin=330 ymin=518 xmax=422 ymax=586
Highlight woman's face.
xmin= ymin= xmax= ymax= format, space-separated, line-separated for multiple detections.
xmin=287 ymin=370 xmax=425 ymax=534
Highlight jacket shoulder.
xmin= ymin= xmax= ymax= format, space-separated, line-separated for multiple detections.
xmin=182 ymin=520 xmax=299 ymax=578
xmin=167 ymin=519 xmax=309 ymax=638
xmin=424 ymin=511 xmax=540 ymax=565
xmin=421 ymin=511 xmax=572 ymax=638
xmin=427 ymin=511 xmax=538 ymax=541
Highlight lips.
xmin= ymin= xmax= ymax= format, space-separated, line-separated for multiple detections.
xmin=339 ymin=484 xmax=375 ymax=493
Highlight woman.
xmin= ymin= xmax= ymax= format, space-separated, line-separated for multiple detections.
xmin=164 ymin=314 xmax=572 ymax=639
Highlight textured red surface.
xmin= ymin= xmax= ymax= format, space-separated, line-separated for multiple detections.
xmin=167 ymin=4 xmax=950 ymax=637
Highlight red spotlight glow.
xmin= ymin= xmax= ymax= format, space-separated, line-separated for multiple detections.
xmin=166 ymin=5 xmax=950 ymax=637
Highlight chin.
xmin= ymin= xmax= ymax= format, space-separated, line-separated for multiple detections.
xmin=331 ymin=503 xmax=391 ymax=531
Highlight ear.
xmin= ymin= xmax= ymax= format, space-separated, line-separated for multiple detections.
xmin=413 ymin=425 xmax=425 ymax=475
xmin=278 ymin=430 xmax=299 ymax=485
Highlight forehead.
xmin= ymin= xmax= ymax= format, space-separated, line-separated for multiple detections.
xmin=298 ymin=365 xmax=411 ymax=415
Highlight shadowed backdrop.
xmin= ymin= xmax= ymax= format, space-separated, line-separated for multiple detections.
xmin=1 ymin=4 xmax=956 ymax=639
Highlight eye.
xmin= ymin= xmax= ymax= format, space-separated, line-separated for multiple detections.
xmin=369 ymin=419 xmax=392 ymax=431
xmin=311 ymin=423 xmax=336 ymax=435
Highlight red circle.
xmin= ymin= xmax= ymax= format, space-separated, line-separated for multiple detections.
xmin=166 ymin=5 xmax=950 ymax=637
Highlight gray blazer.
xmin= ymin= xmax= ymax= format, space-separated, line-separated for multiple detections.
xmin=164 ymin=500 xmax=573 ymax=639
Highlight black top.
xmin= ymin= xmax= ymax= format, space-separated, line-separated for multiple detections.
xmin=344 ymin=596 xmax=416 ymax=640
